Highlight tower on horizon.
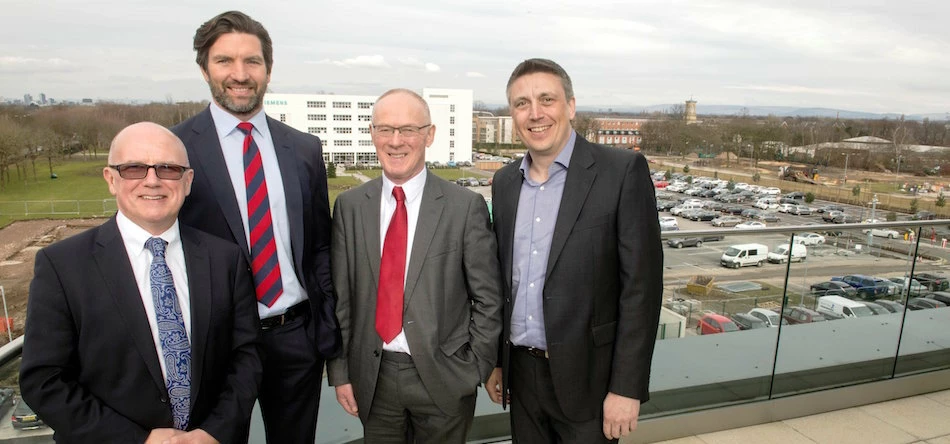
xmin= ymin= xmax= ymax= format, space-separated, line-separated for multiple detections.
xmin=685 ymin=99 xmax=697 ymax=122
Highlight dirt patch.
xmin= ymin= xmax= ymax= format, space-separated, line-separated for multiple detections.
xmin=0 ymin=218 xmax=107 ymax=345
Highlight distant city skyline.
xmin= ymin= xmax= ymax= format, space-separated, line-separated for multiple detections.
xmin=3 ymin=1 xmax=948 ymax=115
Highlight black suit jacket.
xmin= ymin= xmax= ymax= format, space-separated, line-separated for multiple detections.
xmin=20 ymin=218 xmax=263 ymax=443
xmin=172 ymin=107 xmax=341 ymax=358
xmin=492 ymin=135 xmax=663 ymax=421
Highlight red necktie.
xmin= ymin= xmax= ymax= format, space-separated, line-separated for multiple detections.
xmin=237 ymin=122 xmax=284 ymax=307
xmin=377 ymin=186 xmax=407 ymax=343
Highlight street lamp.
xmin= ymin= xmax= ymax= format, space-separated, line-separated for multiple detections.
xmin=841 ymin=153 xmax=851 ymax=184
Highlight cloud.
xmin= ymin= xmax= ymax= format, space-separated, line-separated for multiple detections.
xmin=0 ymin=56 xmax=76 ymax=73
xmin=725 ymin=84 xmax=875 ymax=97
xmin=465 ymin=72 xmax=485 ymax=78
xmin=396 ymin=57 xmax=440 ymax=72
xmin=424 ymin=63 xmax=440 ymax=72
xmin=311 ymin=55 xmax=390 ymax=69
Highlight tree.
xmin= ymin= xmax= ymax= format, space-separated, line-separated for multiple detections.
xmin=852 ymin=185 xmax=861 ymax=197
xmin=326 ymin=162 xmax=337 ymax=178
xmin=910 ymin=198 xmax=919 ymax=214
xmin=727 ymin=179 xmax=735 ymax=190
xmin=805 ymin=192 xmax=815 ymax=203
xmin=937 ymin=193 xmax=946 ymax=208
xmin=752 ymin=172 xmax=761 ymax=183
xmin=682 ymin=165 xmax=690 ymax=174
xmin=664 ymin=168 xmax=672 ymax=180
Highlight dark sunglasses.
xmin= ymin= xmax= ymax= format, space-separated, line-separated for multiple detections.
xmin=108 ymin=163 xmax=191 ymax=180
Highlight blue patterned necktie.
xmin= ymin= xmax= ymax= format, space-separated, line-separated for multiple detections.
xmin=146 ymin=237 xmax=191 ymax=430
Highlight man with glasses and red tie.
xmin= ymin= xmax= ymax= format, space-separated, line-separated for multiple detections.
xmin=327 ymin=89 xmax=503 ymax=443
xmin=20 ymin=122 xmax=262 ymax=443
xmin=172 ymin=11 xmax=341 ymax=443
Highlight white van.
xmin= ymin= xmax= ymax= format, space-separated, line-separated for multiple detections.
xmin=767 ymin=243 xmax=807 ymax=264
xmin=816 ymin=296 xmax=874 ymax=319
xmin=720 ymin=243 xmax=769 ymax=268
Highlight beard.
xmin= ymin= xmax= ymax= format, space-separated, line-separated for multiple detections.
xmin=208 ymin=80 xmax=266 ymax=116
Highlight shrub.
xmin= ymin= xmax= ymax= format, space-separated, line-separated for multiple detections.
xmin=852 ymin=185 xmax=861 ymax=197
xmin=326 ymin=162 xmax=337 ymax=178
xmin=686 ymin=175 xmax=693 ymax=184
xmin=752 ymin=172 xmax=761 ymax=183
xmin=910 ymin=198 xmax=919 ymax=214
xmin=804 ymin=192 xmax=815 ymax=203
xmin=937 ymin=193 xmax=946 ymax=208
xmin=665 ymin=168 xmax=673 ymax=180
xmin=727 ymin=179 xmax=735 ymax=190
xmin=683 ymin=165 xmax=691 ymax=174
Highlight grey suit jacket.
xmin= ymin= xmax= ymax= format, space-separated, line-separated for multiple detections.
xmin=326 ymin=171 xmax=503 ymax=422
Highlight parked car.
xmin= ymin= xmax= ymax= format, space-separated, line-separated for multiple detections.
xmin=862 ymin=301 xmax=891 ymax=315
xmin=913 ymin=273 xmax=950 ymax=291
xmin=833 ymin=213 xmax=862 ymax=224
xmin=783 ymin=191 xmax=806 ymax=200
xmin=874 ymin=299 xmax=905 ymax=313
xmin=10 ymin=399 xmax=44 ymax=430
xmin=712 ymin=216 xmax=743 ymax=227
xmin=697 ymin=313 xmax=740 ymax=335
xmin=816 ymin=204 xmax=845 ymax=214
xmin=886 ymin=277 xmax=925 ymax=297
xmin=871 ymin=277 xmax=901 ymax=296
xmin=907 ymin=297 xmax=946 ymax=310
xmin=467 ymin=178 xmax=480 ymax=187
xmin=863 ymin=227 xmax=900 ymax=239
xmin=657 ymin=200 xmax=678 ymax=211
xmin=822 ymin=210 xmax=843 ymax=222
xmin=924 ymin=291 xmax=950 ymax=306
xmin=721 ymin=205 xmax=746 ymax=215
xmin=735 ymin=221 xmax=766 ymax=230
xmin=659 ymin=216 xmax=679 ymax=231
xmin=790 ymin=205 xmax=812 ymax=216
xmin=740 ymin=208 xmax=760 ymax=219
xmin=810 ymin=281 xmax=858 ymax=298
xmin=666 ymin=235 xmax=724 ymax=249
xmin=782 ymin=306 xmax=826 ymax=324
xmin=748 ymin=308 xmax=788 ymax=327
xmin=731 ymin=313 xmax=769 ymax=330
xmin=754 ymin=199 xmax=779 ymax=210
xmin=795 ymin=232 xmax=825 ymax=246
xmin=763 ymin=187 xmax=782 ymax=196
xmin=777 ymin=203 xmax=796 ymax=213
xmin=687 ymin=210 xmax=719 ymax=222
xmin=478 ymin=178 xmax=490 ymax=186
xmin=0 ymin=388 xmax=13 ymax=415
xmin=754 ymin=212 xmax=781 ymax=223
xmin=912 ymin=211 xmax=937 ymax=220
xmin=831 ymin=274 xmax=889 ymax=300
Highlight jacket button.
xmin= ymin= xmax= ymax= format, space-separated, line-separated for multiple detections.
xmin=373 ymin=350 xmax=380 ymax=357
xmin=160 ymin=397 xmax=168 ymax=403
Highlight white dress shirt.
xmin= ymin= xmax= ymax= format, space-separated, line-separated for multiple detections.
xmin=378 ymin=169 xmax=427 ymax=354
xmin=115 ymin=211 xmax=191 ymax=382
xmin=209 ymin=102 xmax=307 ymax=319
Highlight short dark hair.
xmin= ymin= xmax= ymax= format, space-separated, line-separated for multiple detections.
xmin=193 ymin=11 xmax=273 ymax=74
xmin=506 ymin=58 xmax=574 ymax=101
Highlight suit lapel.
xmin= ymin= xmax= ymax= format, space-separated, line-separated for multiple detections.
xmin=268 ymin=118 xmax=306 ymax=275
xmin=495 ymin=166 xmax=522 ymax=289
xmin=187 ymin=109 xmax=250 ymax=257
xmin=92 ymin=219 xmax=166 ymax=394
xmin=181 ymin=227 xmax=210 ymax=408
xmin=404 ymin=172 xmax=444 ymax=308
xmin=360 ymin=179 xmax=383 ymax=290
xmin=546 ymin=138 xmax=596 ymax=277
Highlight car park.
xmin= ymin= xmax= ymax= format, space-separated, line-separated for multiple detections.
xmin=816 ymin=295 xmax=875 ymax=319
xmin=862 ymin=301 xmax=891 ymax=315
xmin=697 ymin=313 xmax=740 ymax=335
xmin=735 ymin=221 xmax=766 ymax=230
xmin=913 ymin=273 xmax=950 ymax=291
xmin=874 ymin=299 xmax=905 ymax=313
xmin=794 ymin=232 xmax=825 ymax=246
xmin=667 ymin=235 xmax=724 ymax=249
xmin=748 ymin=308 xmax=788 ymax=327
xmin=907 ymin=297 xmax=946 ymax=310
xmin=810 ymin=281 xmax=858 ymax=298
xmin=886 ymin=277 xmax=925 ymax=297
xmin=782 ymin=306 xmax=826 ymax=324
xmin=712 ymin=216 xmax=743 ymax=227
xmin=731 ymin=313 xmax=768 ymax=330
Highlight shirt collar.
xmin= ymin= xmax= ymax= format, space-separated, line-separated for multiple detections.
xmin=382 ymin=168 xmax=427 ymax=205
xmin=115 ymin=211 xmax=182 ymax=255
xmin=208 ymin=101 xmax=270 ymax=142
xmin=519 ymin=130 xmax=577 ymax=176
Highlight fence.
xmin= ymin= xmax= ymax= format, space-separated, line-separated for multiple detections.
xmin=0 ymin=199 xmax=117 ymax=217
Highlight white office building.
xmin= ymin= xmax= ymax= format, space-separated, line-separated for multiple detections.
xmin=263 ymin=88 xmax=473 ymax=166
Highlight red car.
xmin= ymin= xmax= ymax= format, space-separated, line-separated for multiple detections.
xmin=653 ymin=180 xmax=669 ymax=189
xmin=697 ymin=313 xmax=739 ymax=335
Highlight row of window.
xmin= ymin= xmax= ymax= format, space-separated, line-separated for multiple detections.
xmin=307 ymin=114 xmax=373 ymax=122
xmin=308 ymin=127 xmax=374 ymax=135
xmin=305 ymin=101 xmax=375 ymax=109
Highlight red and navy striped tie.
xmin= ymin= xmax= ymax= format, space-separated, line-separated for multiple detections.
xmin=237 ymin=122 xmax=283 ymax=307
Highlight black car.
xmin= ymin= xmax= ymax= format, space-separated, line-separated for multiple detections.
xmin=656 ymin=200 xmax=678 ymax=211
xmin=783 ymin=191 xmax=806 ymax=200
xmin=721 ymin=205 xmax=745 ymax=215
xmin=924 ymin=291 xmax=950 ymax=306
xmin=874 ymin=299 xmax=905 ymax=313
xmin=741 ymin=208 xmax=760 ymax=219
xmin=666 ymin=235 xmax=724 ymax=248
xmin=688 ymin=210 xmax=719 ymax=222
xmin=907 ymin=297 xmax=946 ymax=310
xmin=731 ymin=313 xmax=768 ymax=330
xmin=11 ymin=399 xmax=44 ymax=430
xmin=913 ymin=273 xmax=950 ymax=291
xmin=816 ymin=204 xmax=845 ymax=214
xmin=913 ymin=211 xmax=937 ymax=220
xmin=833 ymin=213 xmax=862 ymax=224
xmin=810 ymin=281 xmax=858 ymax=298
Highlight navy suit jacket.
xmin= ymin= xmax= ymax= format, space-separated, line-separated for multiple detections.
xmin=172 ymin=107 xmax=341 ymax=358
xmin=20 ymin=218 xmax=263 ymax=443
xmin=492 ymin=136 xmax=663 ymax=421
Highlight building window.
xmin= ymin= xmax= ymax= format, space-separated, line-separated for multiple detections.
xmin=308 ymin=114 xmax=327 ymax=121
xmin=449 ymin=153 xmax=455 ymax=161
xmin=334 ymin=127 xmax=352 ymax=134
xmin=307 ymin=101 xmax=326 ymax=108
xmin=358 ymin=140 xmax=373 ymax=146
xmin=359 ymin=127 xmax=371 ymax=134
xmin=358 ymin=115 xmax=371 ymax=122
xmin=622 ymin=137 xmax=628 ymax=143
xmin=279 ymin=114 xmax=286 ymax=122
xmin=358 ymin=102 xmax=373 ymax=109
xmin=450 ymin=116 xmax=455 ymax=124
xmin=334 ymin=140 xmax=353 ymax=146
xmin=449 ymin=128 xmax=455 ymax=137
xmin=449 ymin=141 xmax=455 ymax=148
xmin=450 ymin=104 xmax=455 ymax=113
xmin=333 ymin=115 xmax=352 ymax=121
xmin=357 ymin=152 xmax=378 ymax=164
xmin=307 ymin=127 xmax=326 ymax=135
xmin=332 ymin=101 xmax=352 ymax=109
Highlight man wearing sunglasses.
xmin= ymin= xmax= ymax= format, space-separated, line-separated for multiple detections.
xmin=20 ymin=122 xmax=262 ymax=443
xmin=327 ymin=89 xmax=502 ymax=442
xmin=172 ymin=11 xmax=340 ymax=443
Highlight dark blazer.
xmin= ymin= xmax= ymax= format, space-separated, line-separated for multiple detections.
xmin=326 ymin=172 xmax=503 ymax=422
xmin=492 ymin=135 xmax=663 ymax=421
xmin=172 ymin=107 xmax=341 ymax=358
xmin=20 ymin=218 xmax=263 ymax=443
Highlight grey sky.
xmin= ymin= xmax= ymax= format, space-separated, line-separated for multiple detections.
xmin=2 ymin=0 xmax=947 ymax=114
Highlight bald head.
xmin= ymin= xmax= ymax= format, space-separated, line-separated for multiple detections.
xmin=108 ymin=122 xmax=189 ymax=166
xmin=372 ymin=89 xmax=431 ymax=124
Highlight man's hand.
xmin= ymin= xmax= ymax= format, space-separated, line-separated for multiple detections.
xmin=485 ymin=367 xmax=505 ymax=404
xmin=164 ymin=429 xmax=219 ymax=444
xmin=603 ymin=392 xmax=640 ymax=440
xmin=335 ymin=383 xmax=359 ymax=417
xmin=145 ymin=428 xmax=183 ymax=444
